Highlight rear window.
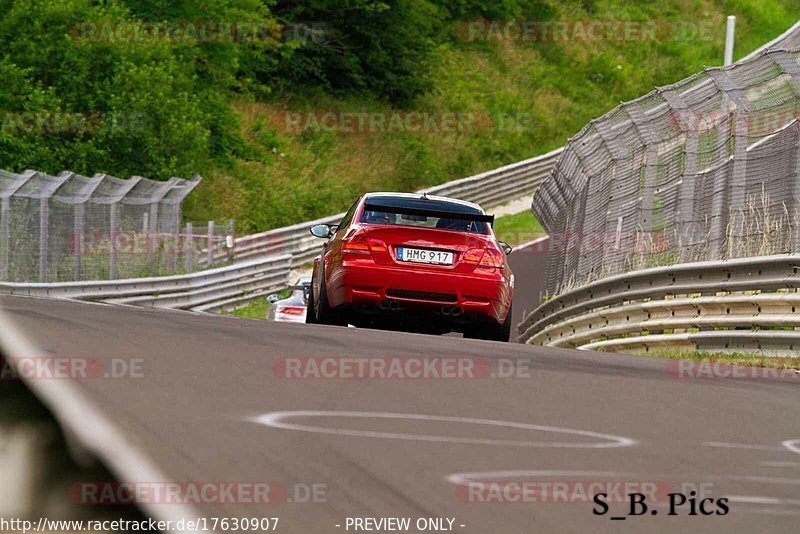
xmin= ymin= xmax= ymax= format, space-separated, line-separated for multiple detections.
xmin=359 ymin=196 xmax=490 ymax=234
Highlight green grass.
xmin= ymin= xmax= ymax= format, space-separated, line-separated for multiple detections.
xmin=618 ymin=347 xmax=800 ymax=371
xmin=184 ymin=1 xmax=800 ymax=234
xmin=493 ymin=210 xmax=546 ymax=246
xmin=230 ymin=288 xmax=291 ymax=319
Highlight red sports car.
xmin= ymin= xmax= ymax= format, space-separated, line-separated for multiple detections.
xmin=306 ymin=193 xmax=514 ymax=341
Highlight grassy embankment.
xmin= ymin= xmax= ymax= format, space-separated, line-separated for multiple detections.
xmin=186 ymin=1 xmax=800 ymax=234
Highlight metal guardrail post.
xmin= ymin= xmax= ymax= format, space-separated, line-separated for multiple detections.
xmin=109 ymin=203 xmax=118 ymax=279
xmin=184 ymin=222 xmax=193 ymax=273
xmin=74 ymin=204 xmax=83 ymax=280
xmin=227 ymin=220 xmax=235 ymax=263
xmin=38 ymin=198 xmax=48 ymax=283
xmin=206 ymin=221 xmax=214 ymax=267
xmin=0 ymin=197 xmax=8 ymax=280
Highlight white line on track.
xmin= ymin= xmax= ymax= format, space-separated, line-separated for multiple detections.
xmin=760 ymin=461 xmax=800 ymax=467
xmin=782 ymin=439 xmax=800 ymax=455
xmin=733 ymin=508 xmax=800 ymax=516
xmin=250 ymin=411 xmax=637 ymax=449
xmin=726 ymin=495 xmax=800 ymax=506
xmin=445 ymin=470 xmax=633 ymax=486
xmin=511 ymin=234 xmax=548 ymax=251
xmin=703 ymin=441 xmax=787 ymax=451
xmin=723 ymin=475 xmax=800 ymax=485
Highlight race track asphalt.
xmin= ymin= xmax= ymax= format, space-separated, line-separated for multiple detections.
xmin=2 ymin=292 xmax=799 ymax=533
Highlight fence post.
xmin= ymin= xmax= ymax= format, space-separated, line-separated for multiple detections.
xmin=74 ymin=204 xmax=84 ymax=280
xmin=724 ymin=16 xmax=736 ymax=66
xmin=171 ymin=208 xmax=180 ymax=274
xmin=148 ymin=203 xmax=159 ymax=254
xmin=184 ymin=222 xmax=193 ymax=273
xmin=0 ymin=197 xmax=8 ymax=280
xmin=658 ymin=86 xmax=700 ymax=259
xmin=227 ymin=220 xmax=235 ymax=263
xmin=768 ymin=51 xmax=800 ymax=253
xmin=206 ymin=220 xmax=214 ymax=267
xmin=39 ymin=198 xmax=48 ymax=283
xmin=109 ymin=203 xmax=118 ymax=279
xmin=795 ymin=129 xmax=800 ymax=253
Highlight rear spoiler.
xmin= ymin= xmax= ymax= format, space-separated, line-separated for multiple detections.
xmin=363 ymin=202 xmax=495 ymax=224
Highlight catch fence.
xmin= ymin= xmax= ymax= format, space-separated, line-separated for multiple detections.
xmin=533 ymin=40 xmax=800 ymax=296
xmin=0 ymin=169 xmax=233 ymax=282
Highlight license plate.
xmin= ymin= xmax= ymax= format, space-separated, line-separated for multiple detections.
xmin=397 ymin=247 xmax=454 ymax=265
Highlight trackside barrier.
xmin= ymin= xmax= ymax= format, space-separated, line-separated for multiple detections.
xmin=0 ymin=313 xmax=201 ymax=532
xmin=531 ymin=21 xmax=800 ymax=296
xmin=225 ymin=148 xmax=564 ymax=268
xmin=517 ymin=254 xmax=800 ymax=356
xmin=0 ymin=255 xmax=291 ymax=313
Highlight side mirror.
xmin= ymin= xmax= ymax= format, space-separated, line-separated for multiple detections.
xmin=499 ymin=241 xmax=513 ymax=255
xmin=266 ymin=294 xmax=280 ymax=304
xmin=310 ymin=224 xmax=333 ymax=238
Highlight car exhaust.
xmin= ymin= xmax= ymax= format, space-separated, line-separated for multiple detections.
xmin=441 ymin=305 xmax=452 ymax=316
xmin=450 ymin=307 xmax=462 ymax=317
xmin=380 ymin=299 xmax=402 ymax=311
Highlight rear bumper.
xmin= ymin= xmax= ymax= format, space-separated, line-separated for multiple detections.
xmin=328 ymin=263 xmax=510 ymax=322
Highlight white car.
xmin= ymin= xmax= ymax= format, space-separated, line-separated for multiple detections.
xmin=266 ymin=279 xmax=311 ymax=323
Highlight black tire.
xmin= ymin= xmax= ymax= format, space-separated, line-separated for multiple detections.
xmin=314 ymin=268 xmax=344 ymax=326
xmin=491 ymin=302 xmax=513 ymax=342
xmin=466 ymin=303 xmax=512 ymax=342
xmin=305 ymin=281 xmax=318 ymax=324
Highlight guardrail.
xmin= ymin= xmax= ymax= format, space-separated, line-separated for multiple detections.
xmin=517 ymin=254 xmax=800 ymax=356
xmin=229 ymin=147 xmax=563 ymax=268
xmin=0 ymin=255 xmax=291 ymax=314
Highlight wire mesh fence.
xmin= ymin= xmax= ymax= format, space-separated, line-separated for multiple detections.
xmin=533 ymin=38 xmax=800 ymax=296
xmin=0 ymin=169 xmax=234 ymax=282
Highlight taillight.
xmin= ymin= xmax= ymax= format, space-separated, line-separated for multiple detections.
xmin=277 ymin=306 xmax=305 ymax=316
xmin=479 ymin=248 xmax=505 ymax=268
xmin=367 ymin=238 xmax=388 ymax=253
xmin=343 ymin=236 xmax=370 ymax=254
xmin=463 ymin=248 xmax=504 ymax=268
xmin=463 ymin=248 xmax=485 ymax=263
xmin=343 ymin=235 xmax=387 ymax=256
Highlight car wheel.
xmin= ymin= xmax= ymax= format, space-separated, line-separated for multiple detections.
xmin=492 ymin=302 xmax=513 ymax=342
xmin=315 ymin=268 xmax=344 ymax=326
xmin=466 ymin=303 xmax=512 ymax=342
xmin=305 ymin=282 xmax=318 ymax=324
